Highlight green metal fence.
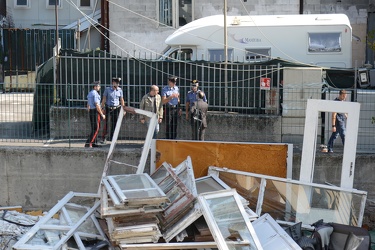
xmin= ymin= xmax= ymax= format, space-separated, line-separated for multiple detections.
xmin=1 ymin=50 xmax=375 ymax=152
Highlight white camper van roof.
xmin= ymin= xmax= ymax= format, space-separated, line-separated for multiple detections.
xmin=165 ymin=14 xmax=351 ymax=45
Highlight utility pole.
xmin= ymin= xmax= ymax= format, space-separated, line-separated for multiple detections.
xmin=224 ymin=0 xmax=228 ymax=112
xmin=54 ymin=0 xmax=59 ymax=91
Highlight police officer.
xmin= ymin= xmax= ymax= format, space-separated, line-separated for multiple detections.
xmin=85 ymin=81 xmax=105 ymax=148
xmin=162 ymin=76 xmax=181 ymax=139
xmin=185 ymin=79 xmax=207 ymax=139
xmin=101 ymin=77 xmax=125 ymax=142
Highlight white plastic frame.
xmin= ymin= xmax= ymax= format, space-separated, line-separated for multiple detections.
xmin=300 ymin=99 xmax=360 ymax=188
xmin=198 ymin=189 xmax=263 ymax=250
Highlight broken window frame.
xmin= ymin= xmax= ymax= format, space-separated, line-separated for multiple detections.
xmin=196 ymin=174 xmax=258 ymax=220
xmin=198 ymin=189 xmax=263 ymax=250
xmin=162 ymin=156 xmax=201 ymax=242
xmin=252 ymin=213 xmax=302 ymax=249
xmin=151 ymin=162 xmax=195 ymax=230
xmin=100 ymin=108 xmax=157 ymax=191
xmin=174 ymin=156 xmax=198 ymax=196
xmin=103 ymin=173 xmax=167 ymax=207
xmin=100 ymin=183 xmax=163 ymax=218
xmin=208 ymin=166 xmax=367 ymax=227
xmin=12 ymin=192 xmax=107 ymax=250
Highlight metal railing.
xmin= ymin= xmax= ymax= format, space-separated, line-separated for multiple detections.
xmin=1 ymin=51 xmax=375 ymax=152
xmin=1 ymin=81 xmax=375 ymax=152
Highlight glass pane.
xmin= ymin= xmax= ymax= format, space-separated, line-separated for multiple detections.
xmin=158 ymin=176 xmax=175 ymax=192
xmin=208 ymin=49 xmax=233 ymax=62
xmin=123 ymin=189 xmax=163 ymax=198
xmin=196 ymin=177 xmax=226 ymax=194
xmin=111 ymin=175 xmax=154 ymax=190
xmin=216 ymin=170 xmax=365 ymax=226
xmin=151 ymin=165 xmax=170 ymax=184
xmin=26 ymin=228 xmax=61 ymax=246
xmin=217 ymin=172 xmax=261 ymax=212
xmin=308 ymin=33 xmax=341 ymax=52
xmin=206 ymin=195 xmax=258 ymax=250
xmin=80 ymin=0 xmax=91 ymax=7
xmin=17 ymin=0 xmax=28 ymax=5
xmin=245 ymin=48 xmax=271 ymax=61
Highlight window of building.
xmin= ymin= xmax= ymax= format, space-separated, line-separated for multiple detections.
xmin=308 ymin=33 xmax=341 ymax=53
xmin=14 ymin=0 xmax=30 ymax=8
xmin=46 ymin=0 xmax=62 ymax=9
xmin=159 ymin=0 xmax=193 ymax=28
xmin=245 ymin=48 xmax=271 ymax=62
xmin=79 ymin=0 xmax=91 ymax=8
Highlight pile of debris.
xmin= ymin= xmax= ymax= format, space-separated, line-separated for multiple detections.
xmin=4 ymin=107 xmax=371 ymax=250
xmin=6 ymin=157 xmax=297 ymax=249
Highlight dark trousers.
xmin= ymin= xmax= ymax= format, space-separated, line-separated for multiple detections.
xmin=102 ymin=106 xmax=120 ymax=140
xmin=86 ymin=109 xmax=101 ymax=146
xmin=328 ymin=123 xmax=345 ymax=151
xmin=192 ymin=117 xmax=206 ymax=141
xmin=165 ymin=107 xmax=178 ymax=139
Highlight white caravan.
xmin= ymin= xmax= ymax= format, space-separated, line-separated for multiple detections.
xmin=162 ymin=14 xmax=353 ymax=68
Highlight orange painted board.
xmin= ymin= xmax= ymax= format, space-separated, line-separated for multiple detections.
xmin=156 ymin=140 xmax=288 ymax=178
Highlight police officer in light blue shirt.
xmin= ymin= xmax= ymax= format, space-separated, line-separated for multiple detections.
xmin=85 ymin=81 xmax=105 ymax=148
xmin=101 ymin=77 xmax=125 ymax=142
xmin=162 ymin=76 xmax=181 ymax=139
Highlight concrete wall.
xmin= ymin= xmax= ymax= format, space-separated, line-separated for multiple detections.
xmin=0 ymin=147 xmax=142 ymax=210
xmin=1 ymin=146 xmax=375 ymax=228
xmin=50 ymin=106 xmax=282 ymax=142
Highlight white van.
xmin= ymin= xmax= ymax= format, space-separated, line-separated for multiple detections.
xmin=161 ymin=14 xmax=353 ymax=68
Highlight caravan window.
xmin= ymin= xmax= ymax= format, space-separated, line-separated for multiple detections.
xmin=308 ymin=33 xmax=341 ymax=53
xmin=167 ymin=48 xmax=193 ymax=61
xmin=245 ymin=48 xmax=271 ymax=62
xmin=208 ymin=49 xmax=234 ymax=62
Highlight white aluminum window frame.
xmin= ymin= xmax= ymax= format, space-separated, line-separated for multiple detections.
xmin=14 ymin=0 xmax=30 ymax=8
xmin=100 ymin=183 xmax=163 ymax=217
xmin=46 ymin=0 xmax=62 ymax=9
xmin=198 ymin=189 xmax=263 ymax=250
xmin=102 ymin=173 xmax=167 ymax=208
xmin=300 ymin=99 xmax=360 ymax=188
xmin=208 ymin=166 xmax=367 ymax=227
xmin=100 ymin=107 xmax=157 ymax=191
xmin=12 ymin=192 xmax=107 ymax=250
xmin=252 ymin=213 xmax=302 ymax=249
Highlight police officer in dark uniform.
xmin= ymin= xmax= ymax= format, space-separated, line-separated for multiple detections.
xmin=162 ymin=76 xmax=181 ymax=139
xmin=185 ymin=80 xmax=207 ymax=139
xmin=85 ymin=81 xmax=105 ymax=148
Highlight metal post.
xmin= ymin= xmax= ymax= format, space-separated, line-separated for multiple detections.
xmin=224 ymin=0 xmax=228 ymax=112
xmin=54 ymin=0 xmax=59 ymax=91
